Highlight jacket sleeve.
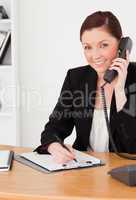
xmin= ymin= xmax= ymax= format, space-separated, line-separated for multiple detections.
xmin=35 ymin=69 xmax=74 ymax=154
xmin=111 ymin=82 xmax=136 ymax=153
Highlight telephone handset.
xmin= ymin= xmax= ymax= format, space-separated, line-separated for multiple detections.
xmin=103 ymin=37 xmax=133 ymax=83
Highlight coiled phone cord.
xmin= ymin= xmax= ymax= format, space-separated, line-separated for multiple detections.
xmin=101 ymin=83 xmax=136 ymax=160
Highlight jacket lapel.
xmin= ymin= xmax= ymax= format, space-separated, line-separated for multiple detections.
xmin=81 ymin=65 xmax=117 ymax=150
xmin=79 ymin=66 xmax=98 ymax=148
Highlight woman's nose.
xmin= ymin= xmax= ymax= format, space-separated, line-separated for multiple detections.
xmin=91 ymin=49 xmax=101 ymax=60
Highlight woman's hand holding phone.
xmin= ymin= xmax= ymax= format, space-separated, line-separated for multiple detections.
xmin=109 ymin=50 xmax=129 ymax=111
xmin=109 ymin=50 xmax=129 ymax=91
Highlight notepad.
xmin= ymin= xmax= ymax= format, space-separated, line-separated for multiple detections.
xmin=0 ymin=150 xmax=14 ymax=171
xmin=20 ymin=150 xmax=104 ymax=172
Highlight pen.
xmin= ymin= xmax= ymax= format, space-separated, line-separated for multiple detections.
xmin=55 ymin=135 xmax=78 ymax=163
xmin=61 ymin=142 xmax=78 ymax=163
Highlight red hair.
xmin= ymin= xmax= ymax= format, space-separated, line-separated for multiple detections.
xmin=80 ymin=11 xmax=122 ymax=41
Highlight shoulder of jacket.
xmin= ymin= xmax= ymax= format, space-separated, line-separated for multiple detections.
xmin=128 ymin=62 xmax=136 ymax=75
xmin=65 ymin=65 xmax=97 ymax=87
xmin=66 ymin=65 xmax=93 ymax=83
xmin=68 ymin=65 xmax=90 ymax=73
xmin=125 ymin=62 xmax=136 ymax=85
xmin=128 ymin=61 xmax=136 ymax=69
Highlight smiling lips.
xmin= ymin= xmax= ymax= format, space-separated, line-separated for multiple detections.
xmin=93 ymin=60 xmax=105 ymax=66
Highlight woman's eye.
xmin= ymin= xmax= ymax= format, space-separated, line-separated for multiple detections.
xmin=101 ymin=43 xmax=109 ymax=48
xmin=84 ymin=46 xmax=92 ymax=50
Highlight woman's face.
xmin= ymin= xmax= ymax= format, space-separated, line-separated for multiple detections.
xmin=81 ymin=27 xmax=119 ymax=75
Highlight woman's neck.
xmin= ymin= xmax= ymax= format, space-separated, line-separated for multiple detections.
xmin=97 ymin=72 xmax=105 ymax=86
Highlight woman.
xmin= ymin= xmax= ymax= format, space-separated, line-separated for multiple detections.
xmin=35 ymin=11 xmax=136 ymax=164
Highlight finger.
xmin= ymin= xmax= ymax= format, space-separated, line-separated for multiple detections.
xmin=48 ymin=142 xmax=62 ymax=154
xmin=63 ymin=149 xmax=75 ymax=159
xmin=48 ymin=143 xmax=75 ymax=164
xmin=52 ymin=154 xmax=72 ymax=164
xmin=126 ymin=50 xmax=130 ymax=62
xmin=112 ymin=58 xmax=128 ymax=65
xmin=57 ymin=146 xmax=75 ymax=159
xmin=112 ymin=57 xmax=129 ymax=67
xmin=109 ymin=66 xmax=127 ymax=79
xmin=110 ymin=61 xmax=128 ymax=72
xmin=109 ymin=66 xmax=122 ymax=77
xmin=49 ymin=143 xmax=74 ymax=160
xmin=65 ymin=144 xmax=75 ymax=154
xmin=53 ymin=149 xmax=74 ymax=162
xmin=49 ymin=142 xmax=76 ymax=162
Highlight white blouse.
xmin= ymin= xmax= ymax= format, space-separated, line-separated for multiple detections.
xmin=89 ymin=108 xmax=110 ymax=152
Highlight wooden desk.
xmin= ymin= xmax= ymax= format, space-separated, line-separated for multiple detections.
xmin=0 ymin=145 xmax=136 ymax=200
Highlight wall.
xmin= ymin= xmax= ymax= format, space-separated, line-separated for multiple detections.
xmin=18 ymin=0 xmax=136 ymax=147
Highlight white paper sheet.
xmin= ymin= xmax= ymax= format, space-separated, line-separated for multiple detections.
xmin=20 ymin=150 xmax=102 ymax=171
xmin=0 ymin=150 xmax=11 ymax=171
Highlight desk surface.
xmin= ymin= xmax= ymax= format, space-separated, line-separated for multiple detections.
xmin=0 ymin=145 xmax=136 ymax=200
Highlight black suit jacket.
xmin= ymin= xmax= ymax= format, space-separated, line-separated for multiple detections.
xmin=36 ymin=62 xmax=136 ymax=153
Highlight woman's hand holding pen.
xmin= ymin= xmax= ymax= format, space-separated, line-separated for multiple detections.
xmin=47 ymin=142 xmax=76 ymax=164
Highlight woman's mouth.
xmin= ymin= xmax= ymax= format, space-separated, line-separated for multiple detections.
xmin=93 ymin=61 xmax=105 ymax=66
